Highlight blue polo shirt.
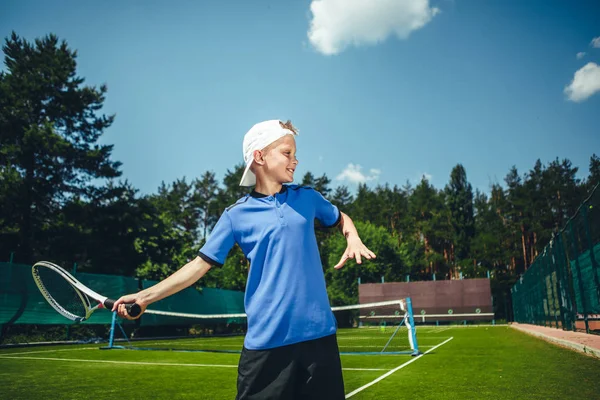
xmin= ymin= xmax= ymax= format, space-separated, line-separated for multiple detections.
xmin=199 ymin=185 xmax=341 ymax=350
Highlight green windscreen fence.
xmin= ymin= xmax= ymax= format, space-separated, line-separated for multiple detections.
xmin=0 ymin=262 xmax=245 ymax=329
xmin=511 ymin=183 xmax=600 ymax=333
xmin=0 ymin=262 xmax=139 ymax=325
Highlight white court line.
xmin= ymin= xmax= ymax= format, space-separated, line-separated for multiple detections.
xmin=345 ymin=337 xmax=454 ymax=399
xmin=139 ymin=338 xmax=242 ymax=344
xmin=0 ymin=347 xmax=96 ymax=356
xmin=338 ymin=337 xmax=450 ymax=341
xmin=343 ymin=368 xmax=387 ymax=371
xmin=0 ymin=355 xmax=386 ymax=371
xmin=0 ymin=356 xmax=239 ymax=368
xmin=337 ymin=336 xmax=451 ymax=340
xmin=338 ymin=344 xmax=433 ymax=349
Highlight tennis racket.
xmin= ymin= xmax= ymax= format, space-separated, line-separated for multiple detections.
xmin=32 ymin=260 xmax=141 ymax=322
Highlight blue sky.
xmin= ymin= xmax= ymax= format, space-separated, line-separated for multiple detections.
xmin=2 ymin=0 xmax=599 ymax=196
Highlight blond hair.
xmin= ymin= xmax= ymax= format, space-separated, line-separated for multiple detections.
xmin=279 ymin=120 xmax=298 ymax=135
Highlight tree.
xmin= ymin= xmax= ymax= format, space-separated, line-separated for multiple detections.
xmin=587 ymin=154 xmax=600 ymax=193
xmin=194 ymin=171 xmax=219 ymax=239
xmin=351 ymin=184 xmax=377 ymax=223
xmin=215 ymin=163 xmax=248 ymax=213
xmin=0 ymin=32 xmax=120 ymax=262
xmin=445 ymin=164 xmax=475 ymax=266
xmin=313 ymin=174 xmax=332 ymax=198
xmin=408 ymin=177 xmax=452 ymax=279
xmin=504 ymin=166 xmax=529 ymax=273
xmin=301 ymin=172 xmax=316 ymax=187
xmin=331 ymin=185 xmax=353 ymax=211
xmin=324 ymin=221 xmax=408 ymax=306
xmin=153 ymin=178 xmax=201 ymax=241
xmin=471 ymin=189 xmax=507 ymax=274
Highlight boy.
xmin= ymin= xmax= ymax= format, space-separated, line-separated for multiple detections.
xmin=113 ymin=119 xmax=376 ymax=399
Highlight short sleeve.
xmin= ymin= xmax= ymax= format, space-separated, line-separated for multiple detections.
xmin=199 ymin=211 xmax=236 ymax=267
xmin=313 ymin=189 xmax=341 ymax=228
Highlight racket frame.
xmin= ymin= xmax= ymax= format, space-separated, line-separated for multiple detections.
xmin=33 ymin=261 xmax=114 ymax=322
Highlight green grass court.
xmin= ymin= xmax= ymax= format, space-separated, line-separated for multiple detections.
xmin=1 ymin=326 xmax=599 ymax=399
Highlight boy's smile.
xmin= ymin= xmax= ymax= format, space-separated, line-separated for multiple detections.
xmin=263 ymin=135 xmax=298 ymax=184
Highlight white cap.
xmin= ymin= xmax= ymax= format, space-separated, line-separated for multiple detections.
xmin=239 ymin=120 xmax=298 ymax=187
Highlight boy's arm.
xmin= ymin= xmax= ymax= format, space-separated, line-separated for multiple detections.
xmin=333 ymin=212 xmax=376 ymax=269
xmin=111 ymin=256 xmax=212 ymax=319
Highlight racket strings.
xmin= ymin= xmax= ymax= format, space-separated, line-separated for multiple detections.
xmin=34 ymin=266 xmax=88 ymax=319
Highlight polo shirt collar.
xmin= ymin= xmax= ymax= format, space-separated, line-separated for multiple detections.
xmin=250 ymin=185 xmax=288 ymax=198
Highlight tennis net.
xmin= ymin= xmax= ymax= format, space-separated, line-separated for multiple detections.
xmin=105 ymin=298 xmax=420 ymax=355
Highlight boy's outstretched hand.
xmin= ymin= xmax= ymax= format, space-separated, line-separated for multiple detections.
xmin=333 ymin=237 xmax=376 ymax=269
xmin=111 ymin=293 xmax=147 ymax=320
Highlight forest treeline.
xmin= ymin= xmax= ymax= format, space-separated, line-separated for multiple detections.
xmin=2 ymin=32 xmax=598 ymax=319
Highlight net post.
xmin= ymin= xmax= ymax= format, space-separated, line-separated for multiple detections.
xmin=117 ymin=320 xmax=129 ymax=345
xmin=101 ymin=311 xmax=128 ymax=350
xmin=108 ymin=311 xmax=117 ymax=348
xmin=406 ymin=297 xmax=420 ymax=356
xmin=381 ymin=314 xmax=406 ymax=353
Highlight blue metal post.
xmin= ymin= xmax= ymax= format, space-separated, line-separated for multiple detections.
xmin=406 ymin=298 xmax=420 ymax=355
xmin=108 ymin=311 xmax=117 ymax=348
xmin=381 ymin=276 xmax=384 ymax=283
xmin=9 ymin=252 xmax=14 ymax=263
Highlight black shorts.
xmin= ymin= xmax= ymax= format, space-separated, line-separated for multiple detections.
xmin=235 ymin=333 xmax=345 ymax=400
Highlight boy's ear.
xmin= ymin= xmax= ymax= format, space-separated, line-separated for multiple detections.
xmin=253 ymin=149 xmax=265 ymax=165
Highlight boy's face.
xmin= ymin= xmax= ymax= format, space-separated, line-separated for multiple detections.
xmin=262 ymin=135 xmax=298 ymax=184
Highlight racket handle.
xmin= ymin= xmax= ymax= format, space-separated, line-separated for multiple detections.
xmin=103 ymin=299 xmax=142 ymax=318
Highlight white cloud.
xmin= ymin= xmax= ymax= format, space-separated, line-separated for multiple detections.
xmin=591 ymin=37 xmax=600 ymax=48
xmin=307 ymin=0 xmax=440 ymax=55
xmin=564 ymin=62 xmax=600 ymax=102
xmin=336 ymin=163 xmax=381 ymax=184
xmin=576 ymin=52 xmax=586 ymax=59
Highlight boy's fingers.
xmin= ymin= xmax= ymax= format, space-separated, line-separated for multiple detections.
xmin=355 ymin=253 xmax=362 ymax=264
xmin=334 ymin=253 xmax=349 ymax=269
xmin=119 ymin=303 xmax=132 ymax=320
xmin=111 ymin=298 xmax=123 ymax=312
xmin=117 ymin=304 xmax=127 ymax=319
